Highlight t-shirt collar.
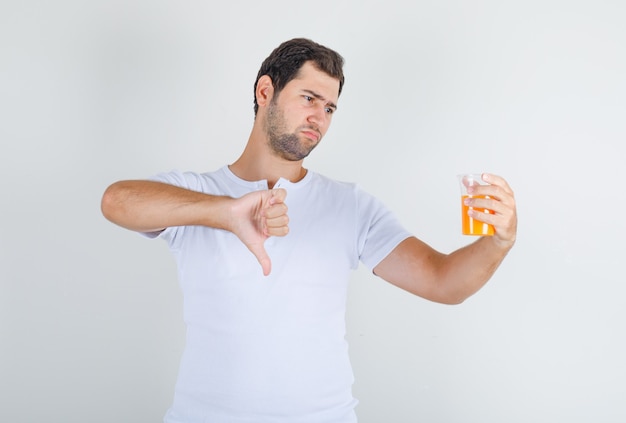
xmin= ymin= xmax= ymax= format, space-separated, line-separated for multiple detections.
xmin=222 ymin=165 xmax=313 ymax=190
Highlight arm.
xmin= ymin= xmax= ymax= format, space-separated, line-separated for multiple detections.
xmin=101 ymin=180 xmax=289 ymax=275
xmin=373 ymin=173 xmax=516 ymax=304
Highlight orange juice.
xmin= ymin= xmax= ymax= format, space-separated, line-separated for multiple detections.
xmin=461 ymin=195 xmax=495 ymax=236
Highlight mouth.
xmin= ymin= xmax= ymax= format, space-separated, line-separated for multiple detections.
xmin=301 ymin=128 xmax=321 ymax=142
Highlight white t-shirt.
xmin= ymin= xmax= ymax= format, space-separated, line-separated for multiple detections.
xmin=151 ymin=166 xmax=411 ymax=423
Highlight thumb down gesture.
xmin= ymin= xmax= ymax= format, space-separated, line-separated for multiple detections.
xmin=227 ymin=188 xmax=289 ymax=276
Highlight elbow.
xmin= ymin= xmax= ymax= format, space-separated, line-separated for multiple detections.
xmin=440 ymin=296 xmax=467 ymax=306
xmin=426 ymin=287 xmax=472 ymax=306
xmin=430 ymin=292 xmax=467 ymax=306
xmin=100 ymin=181 xmax=126 ymax=223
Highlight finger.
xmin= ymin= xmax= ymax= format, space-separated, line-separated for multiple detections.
xmin=264 ymin=190 xmax=289 ymax=236
xmin=465 ymin=195 xmax=515 ymax=226
xmin=482 ymin=173 xmax=514 ymax=195
xmin=264 ymin=202 xmax=288 ymax=221
xmin=465 ymin=195 xmax=509 ymax=215
xmin=467 ymin=201 xmax=517 ymax=242
xmin=469 ymin=184 xmax=514 ymax=206
xmin=265 ymin=215 xmax=290 ymax=236
xmin=269 ymin=188 xmax=287 ymax=205
xmin=467 ymin=208 xmax=513 ymax=236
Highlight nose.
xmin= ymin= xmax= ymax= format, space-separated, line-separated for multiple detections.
xmin=307 ymin=104 xmax=327 ymax=127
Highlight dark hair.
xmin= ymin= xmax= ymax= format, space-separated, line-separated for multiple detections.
xmin=253 ymin=38 xmax=345 ymax=116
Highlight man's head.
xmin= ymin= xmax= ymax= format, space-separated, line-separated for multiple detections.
xmin=253 ymin=38 xmax=345 ymax=116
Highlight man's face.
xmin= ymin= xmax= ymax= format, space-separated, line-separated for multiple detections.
xmin=263 ymin=62 xmax=340 ymax=161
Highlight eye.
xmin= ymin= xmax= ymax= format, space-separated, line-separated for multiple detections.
xmin=304 ymin=95 xmax=313 ymax=102
xmin=325 ymin=107 xmax=334 ymax=114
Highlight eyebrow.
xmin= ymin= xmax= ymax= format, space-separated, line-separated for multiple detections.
xmin=302 ymin=89 xmax=338 ymax=111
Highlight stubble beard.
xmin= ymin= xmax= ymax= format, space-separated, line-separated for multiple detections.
xmin=264 ymin=99 xmax=320 ymax=162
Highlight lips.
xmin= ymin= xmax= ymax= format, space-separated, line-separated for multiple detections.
xmin=301 ymin=127 xmax=321 ymax=141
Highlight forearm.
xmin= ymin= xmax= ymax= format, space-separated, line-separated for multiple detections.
xmin=101 ymin=180 xmax=234 ymax=233
xmin=375 ymin=235 xmax=514 ymax=305
xmin=436 ymin=236 xmax=514 ymax=303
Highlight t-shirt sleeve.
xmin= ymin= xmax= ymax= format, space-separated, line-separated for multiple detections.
xmin=355 ymin=186 xmax=412 ymax=271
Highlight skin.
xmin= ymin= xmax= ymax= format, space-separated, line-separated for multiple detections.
xmin=373 ymin=174 xmax=516 ymax=304
xmin=101 ymin=61 xmax=517 ymax=302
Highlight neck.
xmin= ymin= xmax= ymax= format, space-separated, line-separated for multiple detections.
xmin=229 ymin=127 xmax=307 ymax=188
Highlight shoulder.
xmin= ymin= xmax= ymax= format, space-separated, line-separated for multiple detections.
xmin=308 ymin=171 xmax=358 ymax=193
xmin=306 ymin=172 xmax=386 ymax=210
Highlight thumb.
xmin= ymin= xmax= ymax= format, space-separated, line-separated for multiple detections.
xmin=248 ymin=242 xmax=272 ymax=276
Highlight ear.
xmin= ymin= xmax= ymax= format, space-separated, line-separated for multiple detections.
xmin=255 ymin=75 xmax=274 ymax=108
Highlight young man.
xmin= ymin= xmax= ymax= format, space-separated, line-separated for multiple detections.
xmin=101 ymin=38 xmax=517 ymax=423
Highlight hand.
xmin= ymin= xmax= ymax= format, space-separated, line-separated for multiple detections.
xmin=228 ymin=188 xmax=289 ymax=276
xmin=465 ymin=173 xmax=517 ymax=248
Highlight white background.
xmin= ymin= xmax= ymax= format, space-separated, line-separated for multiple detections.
xmin=1 ymin=1 xmax=625 ymax=422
